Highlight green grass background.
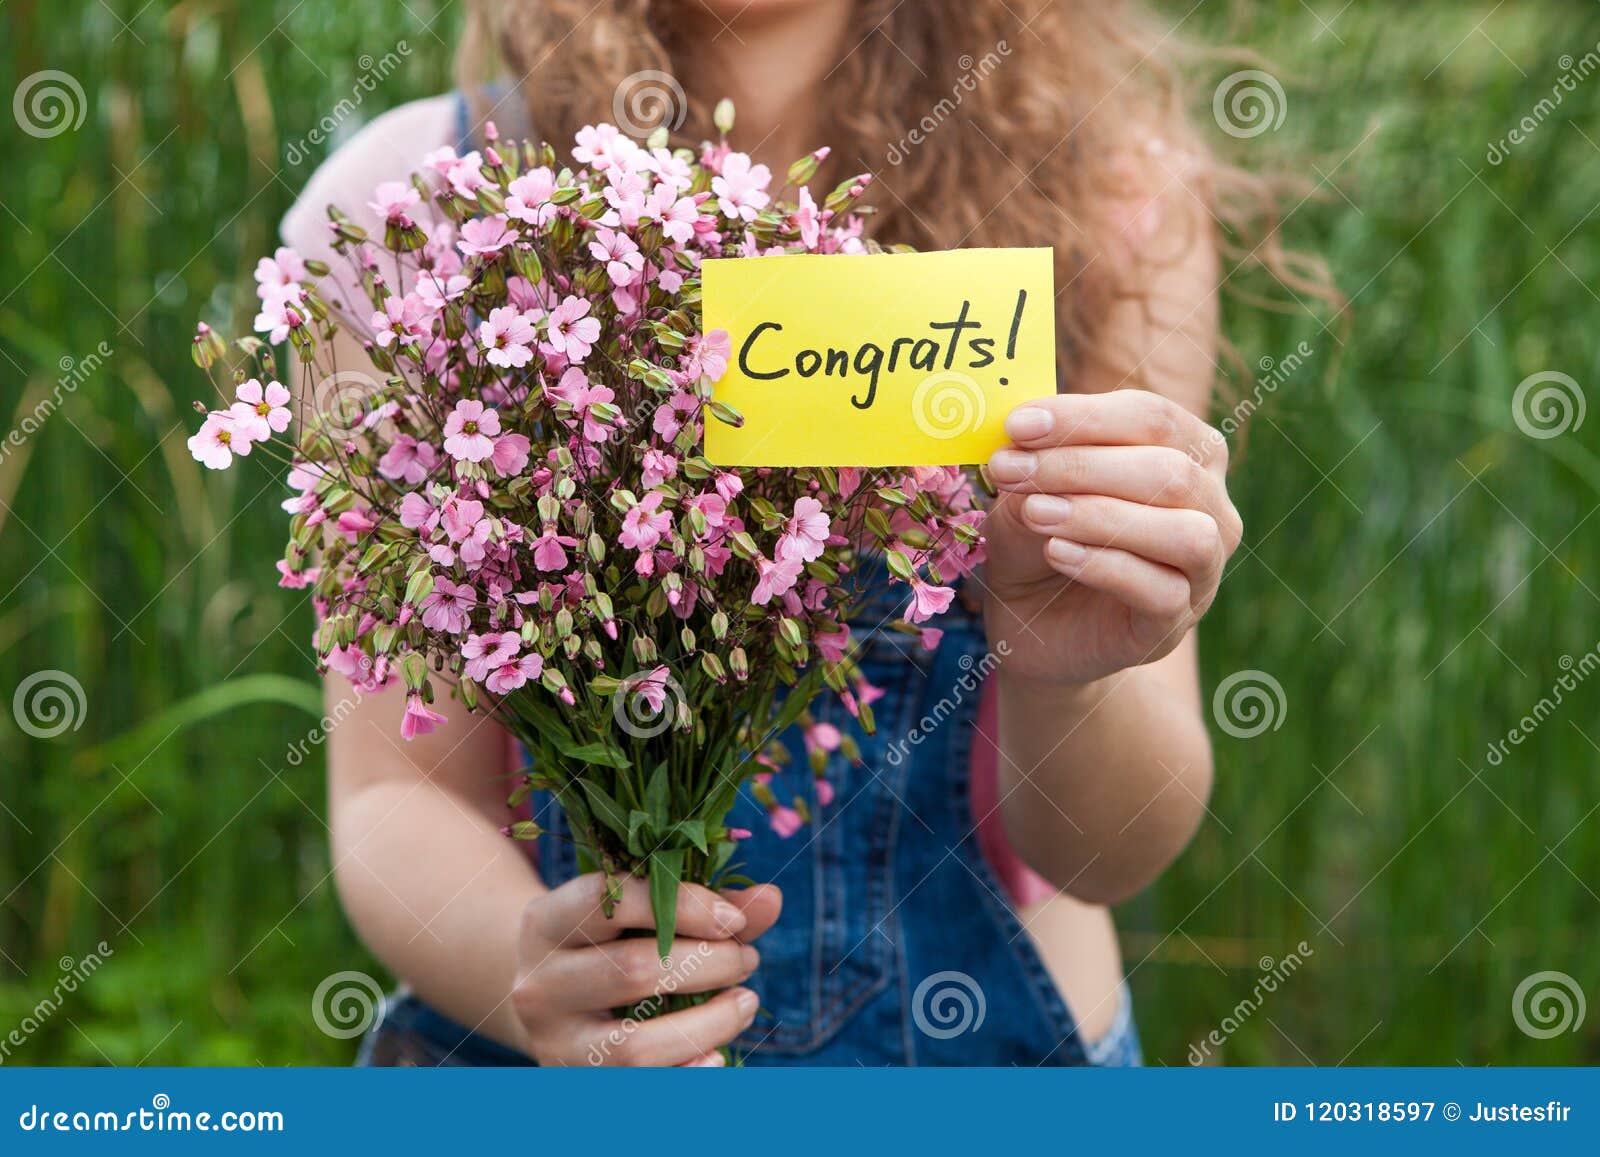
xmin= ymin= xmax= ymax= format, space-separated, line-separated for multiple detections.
xmin=2 ymin=0 xmax=1597 ymax=1065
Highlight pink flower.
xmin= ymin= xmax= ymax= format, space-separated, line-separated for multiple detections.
xmin=530 ymin=527 xmax=578 ymax=571
xmin=641 ymin=449 xmax=677 ymax=488
xmin=815 ymin=778 xmax=836 ymax=807
xmin=486 ymin=651 xmax=543 ymax=695
xmin=791 ymin=185 xmax=823 ymax=248
xmin=628 ymin=666 xmax=673 ymax=715
xmin=727 ymin=827 xmax=754 ymax=842
xmin=443 ymin=400 xmax=501 ymax=463
xmin=420 ymin=576 xmax=477 ymax=634
xmin=416 ymin=273 xmax=471 ymax=312
xmin=619 ymin=492 xmax=671 ymax=552
xmin=548 ymin=367 xmax=615 ymax=443
xmin=229 ymin=378 xmax=292 ymax=441
xmin=682 ymin=330 xmax=731 ymax=383
xmin=423 ymin=146 xmax=488 ymax=197
xmin=479 ymin=306 xmax=537 ymax=368
xmin=777 ymin=496 xmax=830 ymax=564
xmin=652 ymin=392 xmax=700 ymax=441
xmin=489 ymin=433 xmax=530 ymax=477
xmin=505 ymin=168 xmax=559 ymax=227
xmin=816 ymin=625 xmax=851 ymax=663
xmin=187 ymin=412 xmax=252 ymax=470
xmin=401 ymin=693 xmax=449 ymax=741
xmin=253 ymin=247 xmax=307 ymax=293
xmin=372 ymin=294 xmax=429 ymax=348
xmin=905 ymin=575 xmax=956 ymax=624
xmin=653 ymin=192 xmax=699 ymax=245
xmin=751 ymin=555 xmax=802 ymax=606
xmin=378 ymin=434 xmax=441 ymax=485
xmin=711 ymin=152 xmax=771 ymax=221
xmin=368 ymin=180 xmax=421 ymax=223
xmin=588 ymin=228 xmax=644 ymax=287
xmin=545 ymin=295 xmax=601 ymax=363
xmin=767 ymin=805 xmax=803 ymax=838
xmin=275 ymin=559 xmax=318 ymax=588
xmin=572 ymin=123 xmax=640 ymax=172
xmin=457 ymin=215 xmax=516 ymax=257
xmin=804 ymin=721 xmax=843 ymax=756
xmin=461 ymin=631 xmax=519 ymax=682
xmin=253 ymin=288 xmax=303 ymax=344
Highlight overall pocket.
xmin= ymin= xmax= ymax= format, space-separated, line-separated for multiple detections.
xmin=734 ymin=637 xmax=916 ymax=1055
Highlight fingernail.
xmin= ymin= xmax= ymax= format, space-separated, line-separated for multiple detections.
xmin=713 ymin=901 xmax=747 ymax=933
xmin=1024 ymin=494 xmax=1071 ymax=524
xmin=1048 ymin=538 xmax=1087 ymax=565
xmin=691 ymin=1051 xmax=726 ymax=1067
xmin=741 ymin=945 xmax=760 ymax=973
xmin=734 ymin=987 xmax=759 ymax=1017
xmin=988 ymin=450 xmax=1037 ymax=483
xmin=1005 ymin=406 xmax=1053 ymax=440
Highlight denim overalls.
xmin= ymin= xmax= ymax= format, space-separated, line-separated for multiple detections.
xmin=359 ymin=567 xmax=1140 ymax=1067
xmin=352 ymin=97 xmax=1142 ymax=1068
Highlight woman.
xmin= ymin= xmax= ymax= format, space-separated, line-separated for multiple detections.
xmin=283 ymin=0 xmax=1317 ymax=1066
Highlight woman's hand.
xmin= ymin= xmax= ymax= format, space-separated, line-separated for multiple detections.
xmin=511 ymin=873 xmax=780 ymax=1066
xmin=982 ymin=390 xmax=1243 ymax=687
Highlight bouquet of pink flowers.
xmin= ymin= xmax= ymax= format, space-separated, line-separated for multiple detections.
xmin=186 ymin=103 xmax=985 ymax=980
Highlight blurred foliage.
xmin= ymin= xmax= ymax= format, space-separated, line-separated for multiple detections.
xmin=1 ymin=0 xmax=1597 ymax=1065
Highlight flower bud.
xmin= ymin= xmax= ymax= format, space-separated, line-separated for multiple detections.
xmin=713 ymin=98 xmax=736 ymax=136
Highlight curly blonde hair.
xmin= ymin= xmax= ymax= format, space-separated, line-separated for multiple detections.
xmin=458 ymin=0 xmax=1335 ymax=398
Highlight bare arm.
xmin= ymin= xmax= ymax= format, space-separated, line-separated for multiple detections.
xmin=325 ymin=672 xmax=541 ymax=1048
xmin=984 ymin=188 xmax=1237 ymax=903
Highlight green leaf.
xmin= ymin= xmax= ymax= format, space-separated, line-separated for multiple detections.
xmin=580 ymin=781 xmax=631 ymax=841
xmin=562 ymin=741 xmax=631 ymax=770
xmin=675 ymin=818 xmax=708 ymax=854
xmin=626 ymin=809 xmax=653 ymax=858
xmin=649 ymin=848 xmax=685 ymax=959
xmin=645 ymin=762 xmax=670 ymax=828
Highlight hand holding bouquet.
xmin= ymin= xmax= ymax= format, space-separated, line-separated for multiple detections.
xmin=186 ymin=104 xmax=985 ymax=1002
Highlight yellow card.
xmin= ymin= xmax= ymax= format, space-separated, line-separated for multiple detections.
xmin=701 ymin=248 xmax=1054 ymax=467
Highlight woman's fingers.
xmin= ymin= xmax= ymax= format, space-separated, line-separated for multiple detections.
xmin=538 ymin=936 xmax=760 ymax=1012
xmin=989 ymin=443 xmax=1223 ymax=513
xmin=534 ymin=874 xmax=747 ymax=948
xmin=580 ymin=985 xmax=760 ymax=1067
xmin=1003 ymin=390 xmax=1226 ymax=467
xmin=719 ymin=884 xmax=783 ymax=941
xmin=1042 ymin=539 xmax=1193 ymax=621
xmin=1021 ymin=493 xmax=1224 ymax=587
